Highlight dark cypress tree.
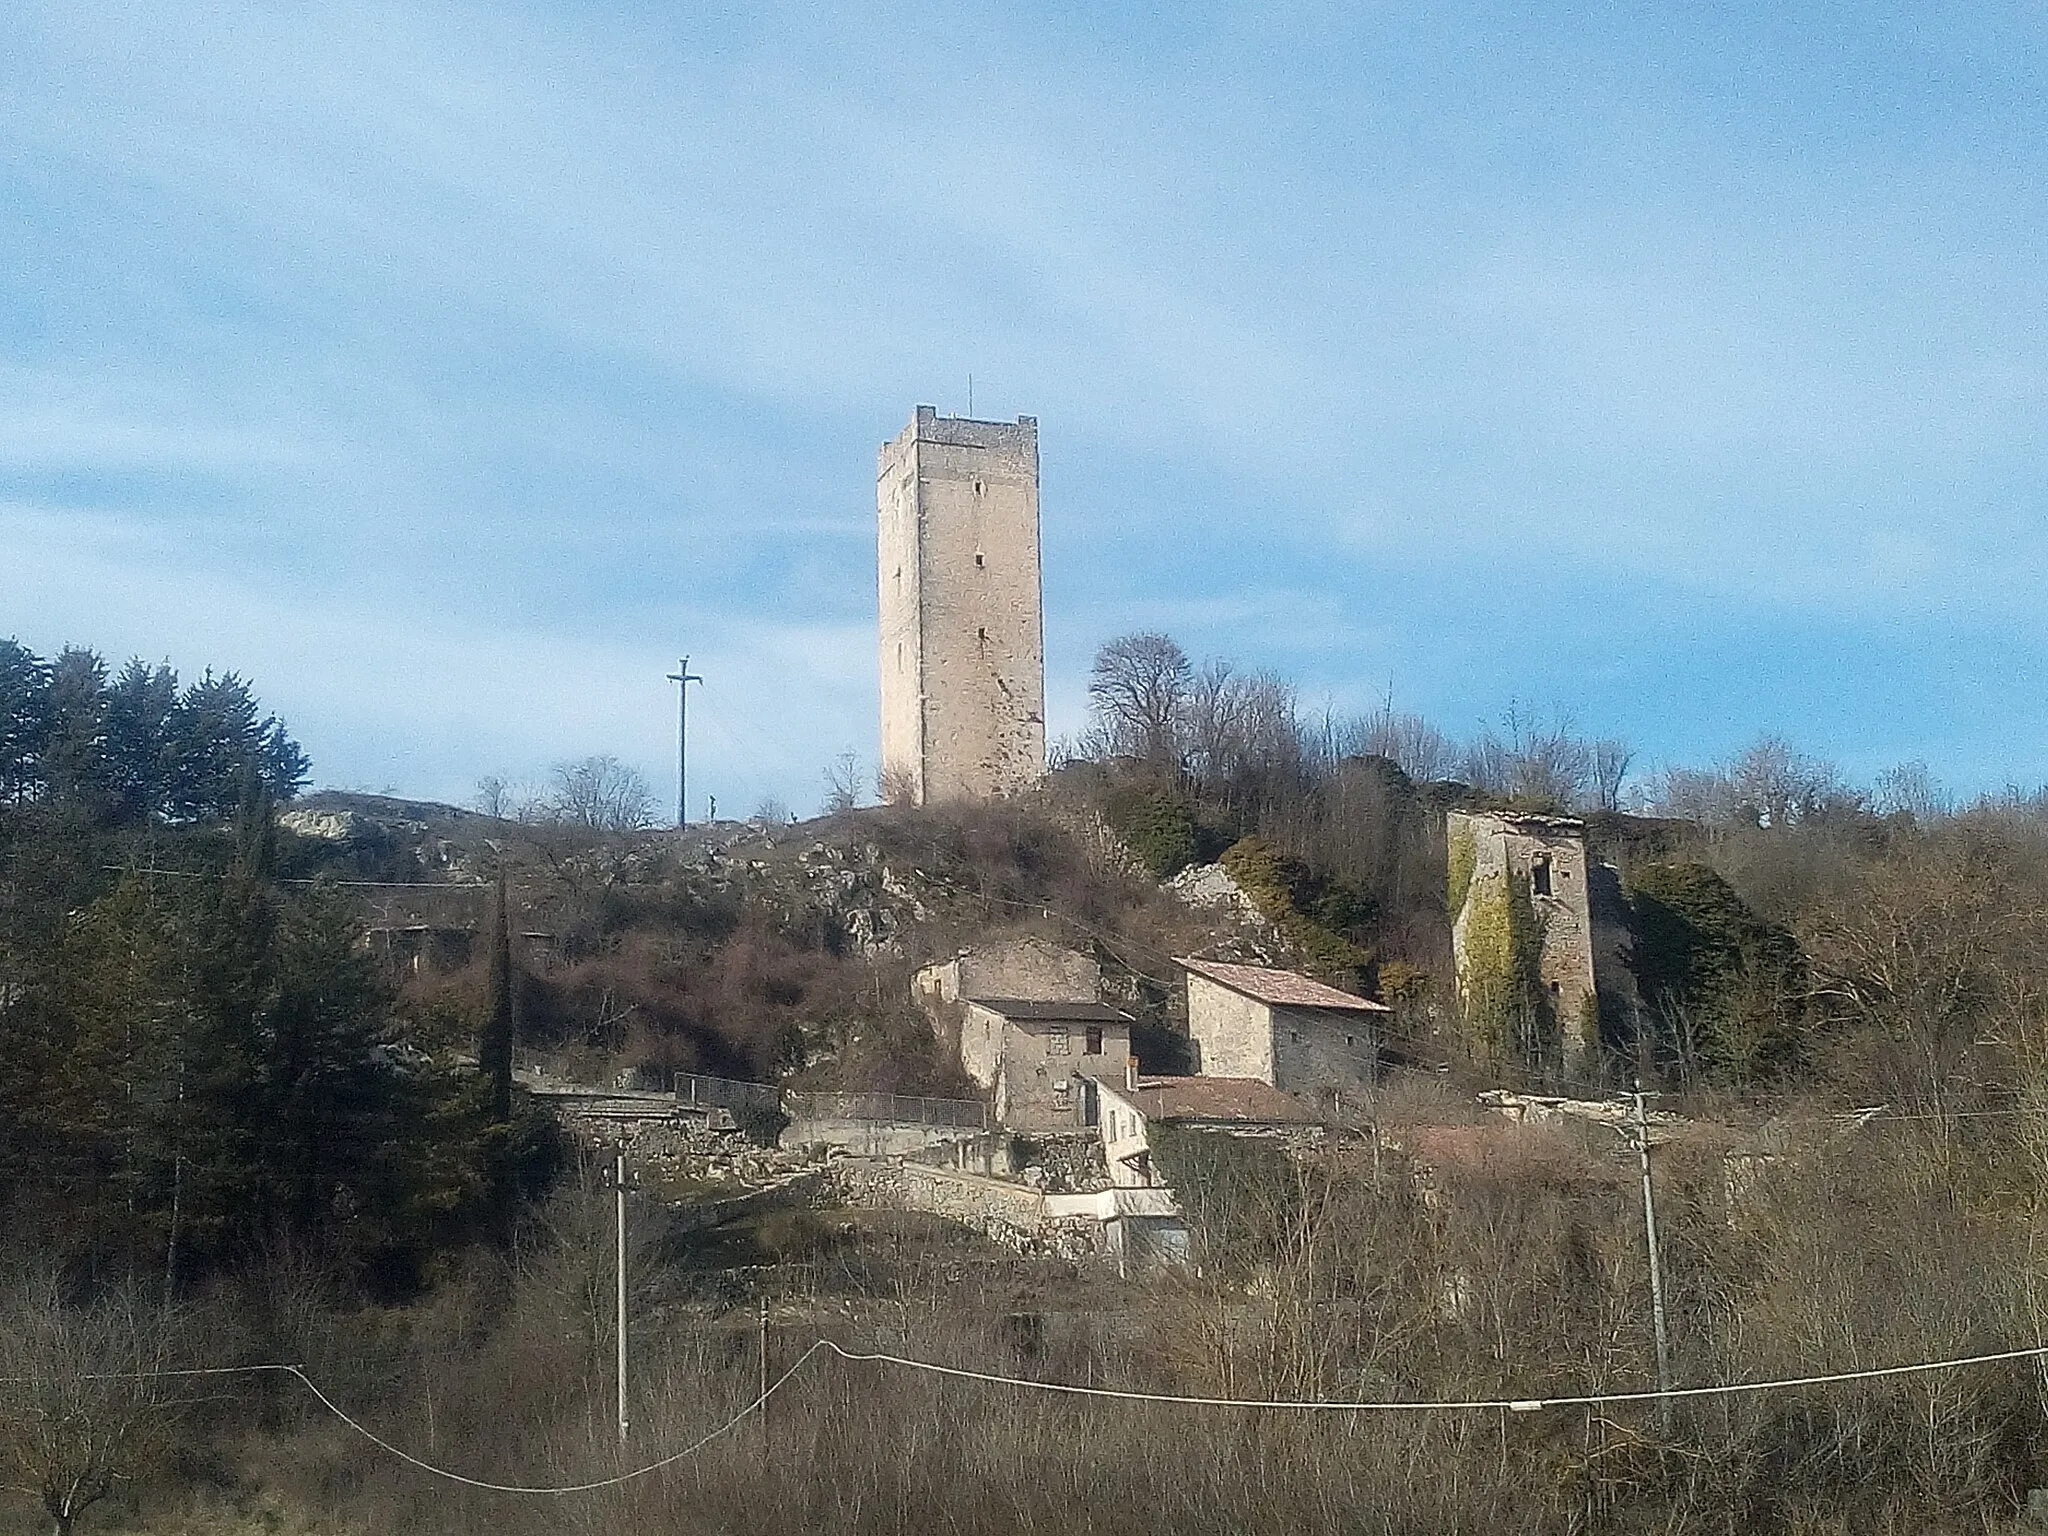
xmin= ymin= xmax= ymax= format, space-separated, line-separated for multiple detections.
xmin=167 ymin=671 xmax=264 ymax=822
xmin=479 ymin=873 xmax=515 ymax=1124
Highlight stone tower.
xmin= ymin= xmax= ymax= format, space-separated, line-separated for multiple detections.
xmin=877 ymin=406 xmax=1047 ymax=804
xmin=1447 ymin=809 xmax=1600 ymax=1068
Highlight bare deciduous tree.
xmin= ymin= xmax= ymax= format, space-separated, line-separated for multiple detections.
xmin=543 ymin=755 xmax=654 ymax=832
xmin=1873 ymin=760 xmax=1948 ymax=821
xmin=1730 ymin=734 xmax=1856 ymax=827
xmin=0 ymin=1275 xmax=187 ymax=1536
xmin=472 ymin=774 xmax=519 ymax=819
xmin=1591 ymin=738 xmax=1634 ymax=813
xmin=1345 ymin=706 xmax=1460 ymax=783
xmin=1087 ymin=633 xmax=1191 ymax=764
xmin=822 ymin=751 xmax=863 ymax=815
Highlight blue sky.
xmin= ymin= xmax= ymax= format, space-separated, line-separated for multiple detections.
xmin=4 ymin=0 xmax=2045 ymax=814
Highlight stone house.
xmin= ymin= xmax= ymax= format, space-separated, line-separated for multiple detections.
xmin=961 ymin=998 xmax=1133 ymax=1132
xmin=1178 ymin=957 xmax=1392 ymax=1109
xmin=913 ymin=938 xmax=1131 ymax=1133
xmin=1084 ymin=1072 xmax=1322 ymax=1188
xmin=1446 ymin=810 xmax=1600 ymax=1067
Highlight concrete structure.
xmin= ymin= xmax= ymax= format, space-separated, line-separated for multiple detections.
xmin=1447 ymin=810 xmax=1599 ymax=1066
xmin=877 ymin=406 xmax=1046 ymax=804
xmin=1178 ymin=958 xmax=1391 ymax=1108
xmin=1086 ymin=1073 xmax=1322 ymax=1188
xmin=960 ymin=999 xmax=1132 ymax=1132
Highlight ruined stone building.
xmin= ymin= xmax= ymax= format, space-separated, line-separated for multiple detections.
xmin=1178 ymin=958 xmax=1391 ymax=1108
xmin=1447 ymin=809 xmax=1600 ymax=1068
xmin=962 ymin=998 xmax=1134 ymax=1132
xmin=877 ymin=406 xmax=1046 ymax=804
xmin=914 ymin=936 xmax=1097 ymax=1014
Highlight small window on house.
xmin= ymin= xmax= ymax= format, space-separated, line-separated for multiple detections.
xmin=1085 ymin=1026 xmax=1103 ymax=1055
xmin=973 ymin=479 xmax=985 ymax=495
xmin=1052 ymin=1080 xmax=1071 ymax=1110
xmin=975 ymin=551 xmax=985 ymax=567
xmin=1532 ymin=856 xmax=1553 ymax=897
xmin=1345 ymin=1034 xmax=1355 ymax=1048
xmin=1049 ymin=1024 xmax=1070 ymax=1055
xmin=1289 ymin=1029 xmax=1303 ymax=1044
xmin=1548 ymin=981 xmax=1561 ymax=998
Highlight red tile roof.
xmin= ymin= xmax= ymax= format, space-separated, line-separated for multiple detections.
xmin=1177 ymin=958 xmax=1392 ymax=1012
xmin=1126 ymin=1075 xmax=1320 ymax=1124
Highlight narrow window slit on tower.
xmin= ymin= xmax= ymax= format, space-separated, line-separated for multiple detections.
xmin=1532 ymin=855 xmax=1553 ymax=897
xmin=975 ymin=552 xmax=985 ymax=567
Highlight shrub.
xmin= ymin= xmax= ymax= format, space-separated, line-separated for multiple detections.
xmin=1627 ymin=860 xmax=1807 ymax=1083
xmin=1453 ymin=864 xmax=1552 ymax=1068
xmin=1103 ymin=786 xmax=1200 ymax=879
xmin=1219 ymin=836 xmax=1374 ymax=989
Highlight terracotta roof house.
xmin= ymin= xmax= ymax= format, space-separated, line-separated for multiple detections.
xmin=1177 ymin=958 xmax=1390 ymax=1107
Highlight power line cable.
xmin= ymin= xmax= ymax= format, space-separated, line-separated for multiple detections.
xmin=279 ymin=1349 xmax=827 ymax=1493
xmin=827 ymin=1339 xmax=2048 ymax=1413
xmin=16 ymin=1337 xmax=2048 ymax=1498
xmin=3 ymin=1349 xmax=829 ymax=1497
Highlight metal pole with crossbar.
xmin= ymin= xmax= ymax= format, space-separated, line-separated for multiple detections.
xmin=666 ymin=659 xmax=703 ymax=827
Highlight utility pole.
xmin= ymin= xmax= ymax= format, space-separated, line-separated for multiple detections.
xmin=1634 ymin=1081 xmax=1673 ymax=1433
xmin=758 ymin=1294 xmax=770 ymax=1452
xmin=666 ymin=658 xmax=703 ymax=827
xmin=613 ymin=1146 xmax=631 ymax=1449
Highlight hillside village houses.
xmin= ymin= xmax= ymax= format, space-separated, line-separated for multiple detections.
xmin=914 ymin=936 xmax=1391 ymax=1141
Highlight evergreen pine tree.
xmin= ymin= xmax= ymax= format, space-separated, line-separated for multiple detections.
xmin=101 ymin=659 xmax=179 ymax=823
xmin=0 ymin=640 xmax=50 ymax=805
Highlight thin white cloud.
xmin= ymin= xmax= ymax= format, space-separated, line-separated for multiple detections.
xmin=7 ymin=0 xmax=2048 ymax=795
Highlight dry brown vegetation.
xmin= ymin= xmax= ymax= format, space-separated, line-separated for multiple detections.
xmin=12 ymin=1093 xmax=2048 ymax=1536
